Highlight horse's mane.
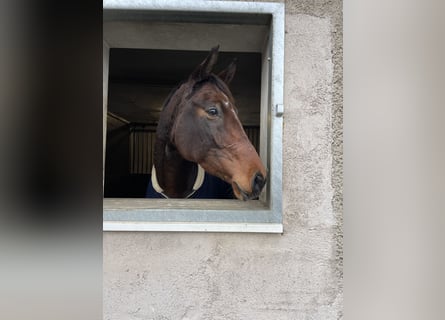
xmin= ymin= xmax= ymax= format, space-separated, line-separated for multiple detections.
xmin=161 ymin=81 xmax=185 ymax=111
xmin=188 ymin=75 xmax=234 ymax=101
xmin=161 ymin=74 xmax=233 ymax=111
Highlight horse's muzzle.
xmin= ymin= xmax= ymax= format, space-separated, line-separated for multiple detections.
xmin=233 ymin=171 xmax=266 ymax=201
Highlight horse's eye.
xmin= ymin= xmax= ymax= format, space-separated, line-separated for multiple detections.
xmin=206 ymin=107 xmax=219 ymax=117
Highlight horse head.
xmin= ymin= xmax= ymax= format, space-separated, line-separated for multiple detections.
xmin=154 ymin=46 xmax=267 ymax=200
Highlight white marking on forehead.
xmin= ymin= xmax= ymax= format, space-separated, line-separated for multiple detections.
xmin=220 ymin=92 xmax=230 ymax=108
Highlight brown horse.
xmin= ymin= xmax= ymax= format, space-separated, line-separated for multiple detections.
xmin=149 ymin=46 xmax=267 ymax=200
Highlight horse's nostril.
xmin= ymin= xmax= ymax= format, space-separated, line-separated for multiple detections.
xmin=252 ymin=172 xmax=266 ymax=195
xmin=255 ymin=173 xmax=264 ymax=185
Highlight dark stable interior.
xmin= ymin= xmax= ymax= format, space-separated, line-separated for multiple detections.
xmin=104 ymin=48 xmax=261 ymax=198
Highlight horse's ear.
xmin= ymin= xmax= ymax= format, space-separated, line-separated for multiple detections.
xmin=190 ymin=45 xmax=219 ymax=81
xmin=218 ymin=59 xmax=237 ymax=85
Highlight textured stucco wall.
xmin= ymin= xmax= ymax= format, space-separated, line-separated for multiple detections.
xmin=103 ymin=1 xmax=343 ymax=319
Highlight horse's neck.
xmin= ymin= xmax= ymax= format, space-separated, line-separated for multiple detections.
xmin=154 ymin=142 xmax=198 ymax=198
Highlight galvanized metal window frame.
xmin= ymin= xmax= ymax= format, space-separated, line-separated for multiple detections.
xmin=103 ymin=0 xmax=284 ymax=233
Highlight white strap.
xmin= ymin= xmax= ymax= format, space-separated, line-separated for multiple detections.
xmin=151 ymin=164 xmax=205 ymax=198
xmin=151 ymin=165 xmax=167 ymax=197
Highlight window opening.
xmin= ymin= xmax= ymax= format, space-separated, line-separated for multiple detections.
xmin=103 ymin=1 xmax=284 ymax=232
xmin=104 ymin=49 xmax=262 ymax=199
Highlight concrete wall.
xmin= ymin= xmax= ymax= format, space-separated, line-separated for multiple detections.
xmin=103 ymin=0 xmax=343 ymax=319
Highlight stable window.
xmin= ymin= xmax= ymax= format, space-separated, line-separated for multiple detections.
xmin=103 ymin=0 xmax=284 ymax=233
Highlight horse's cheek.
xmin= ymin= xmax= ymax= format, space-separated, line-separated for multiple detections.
xmin=177 ymin=118 xmax=206 ymax=161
